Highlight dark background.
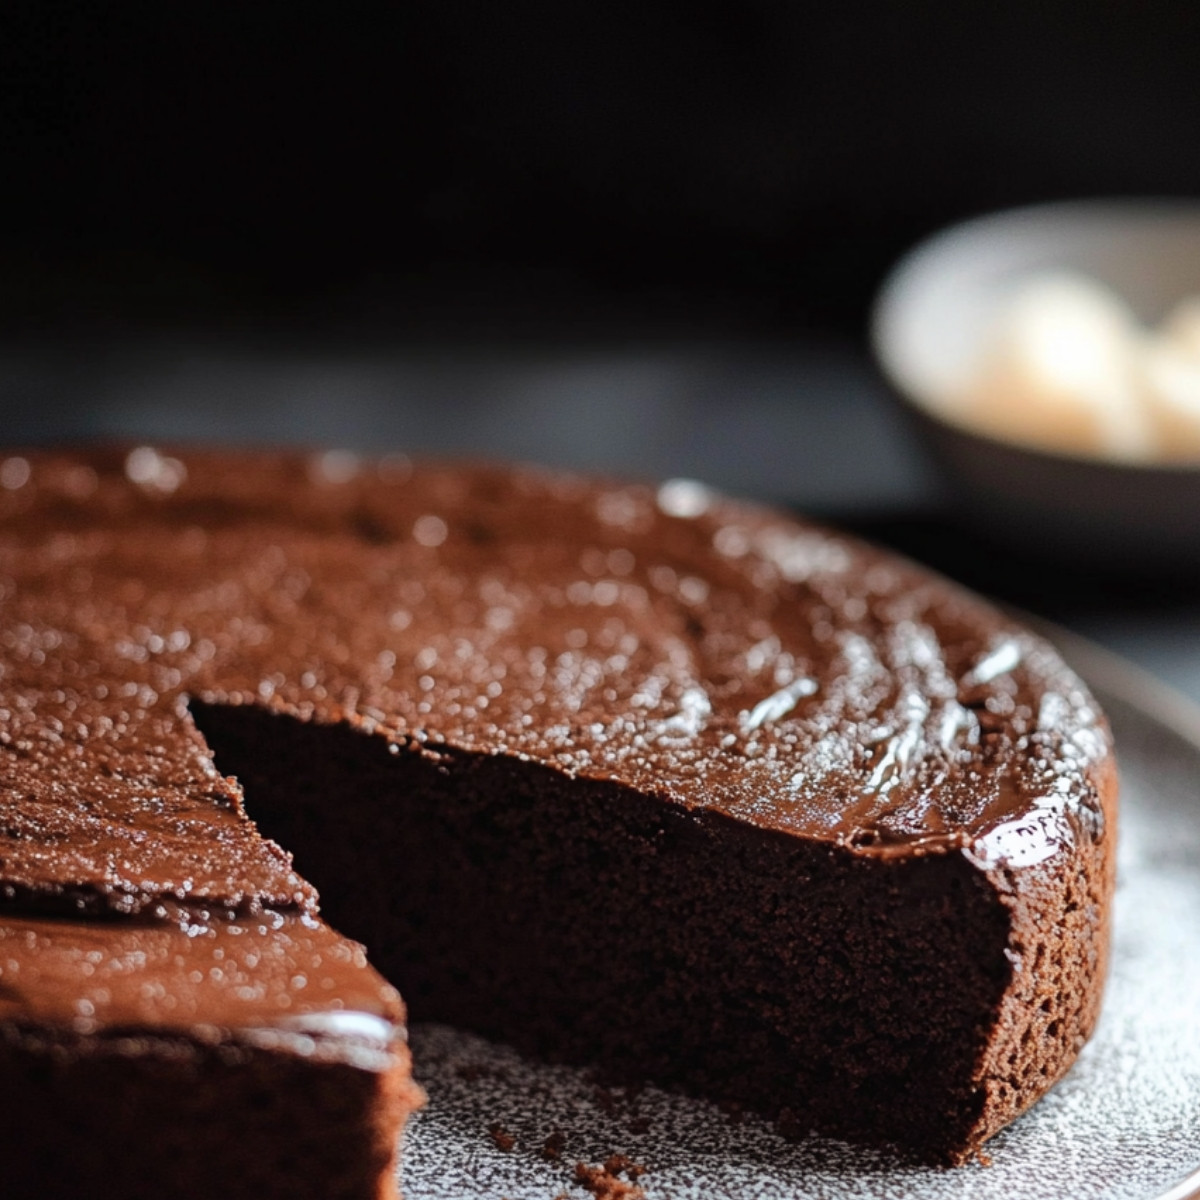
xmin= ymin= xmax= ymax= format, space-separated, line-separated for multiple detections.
xmin=4 ymin=3 xmax=1200 ymax=695
xmin=6 ymin=3 xmax=1200 ymax=332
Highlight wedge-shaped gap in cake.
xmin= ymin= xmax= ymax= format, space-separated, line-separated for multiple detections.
xmin=189 ymin=697 xmax=1015 ymax=1161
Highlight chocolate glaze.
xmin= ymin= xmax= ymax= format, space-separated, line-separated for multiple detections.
xmin=0 ymin=908 xmax=400 ymax=1057
xmin=0 ymin=446 xmax=1116 ymax=1177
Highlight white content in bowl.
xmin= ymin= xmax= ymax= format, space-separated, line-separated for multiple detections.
xmin=947 ymin=273 xmax=1200 ymax=462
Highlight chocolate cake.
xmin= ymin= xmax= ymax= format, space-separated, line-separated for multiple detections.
xmin=0 ymin=447 xmax=1116 ymax=1197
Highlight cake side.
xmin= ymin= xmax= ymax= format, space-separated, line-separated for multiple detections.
xmin=0 ymin=1019 xmax=418 ymax=1200
xmin=965 ymin=751 xmax=1119 ymax=1155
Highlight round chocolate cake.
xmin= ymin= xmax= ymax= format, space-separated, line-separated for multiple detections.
xmin=0 ymin=447 xmax=1116 ymax=1198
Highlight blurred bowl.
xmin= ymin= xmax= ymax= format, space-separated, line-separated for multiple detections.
xmin=871 ymin=199 xmax=1200 ymax=573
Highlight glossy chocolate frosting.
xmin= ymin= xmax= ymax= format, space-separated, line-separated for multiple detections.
xmin=0 ymin=446 xmax=1111 ymax=1051
xmin=0 ymin=910 xmax=400 ymax=1060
